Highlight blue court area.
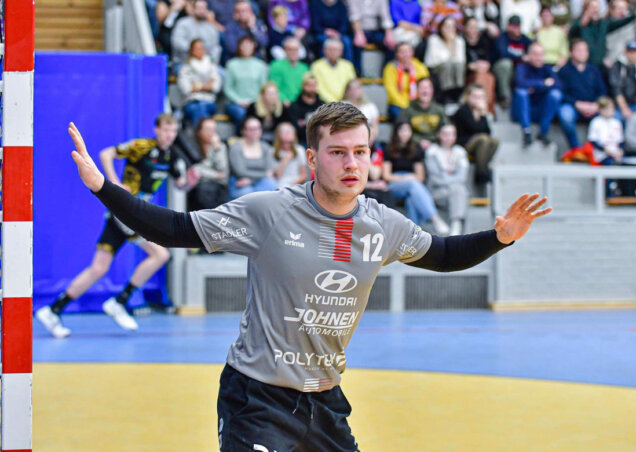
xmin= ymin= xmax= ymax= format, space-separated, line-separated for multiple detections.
xmin=34 ymin=310 xmax=636 ymax=387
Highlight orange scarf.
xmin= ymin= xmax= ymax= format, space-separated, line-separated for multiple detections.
xmin=396 ymin=62 xmax=417 ymax=100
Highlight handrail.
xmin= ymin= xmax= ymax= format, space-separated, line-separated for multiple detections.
xmin=104 ymin=0 xmax=156 ymax=55
xmin=492 ymin=164 xmax=636 ymax=217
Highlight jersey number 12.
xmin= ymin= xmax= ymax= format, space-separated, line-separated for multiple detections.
xmin=361 ymin=233 xmax=384 ymax=262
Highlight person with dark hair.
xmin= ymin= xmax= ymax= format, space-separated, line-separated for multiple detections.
xmin=451 ymin=83 xmax=498 ymax=187
xmin=608 ymin=40 xmax=636 ymax=121
xmin=177 ymin=39 xmax=222 ymax=126
xmin=383 ymin=121 xmax=450 ymax=234
xmin=557 ymin=39 xmax=606 ymax=148
xmin=223 ymin=35 xmax=269 ymax=128
xmin=513 ymin=42 xmax=562 ymax=146
xmin=287 ymin=72 xmax=325 ymax=146
xmin=186 ymin=117 xmax=229 ymax=211
xmin=155 ymin=0 xmax=187 ymax=58
xmin=228 ymin=116 xmax=277 ymax=198
xmin=398 ymin=77 xmax=448 ymax=151
xmin=493 ymin=14 xmax=531 ymax=107
xmin=310 ymin=0 xmax=354 ymax=63
xmin=67 ymin=101 xmax=550 ymax=450
xmin=35 ymin=114 xmax=187 ymax=337
xmin=536 ymin=6 xmax=568 ymax=68
xmin=568 ymin=0 xmax=635 ymax=67
xmin=463 ymin=16 xmax=497 ymax=114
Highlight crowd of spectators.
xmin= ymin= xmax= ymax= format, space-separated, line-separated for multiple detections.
xmin=150 ymin=0 xmax=636 ymax=234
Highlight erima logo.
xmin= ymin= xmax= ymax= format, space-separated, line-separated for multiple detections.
xmin=314 ymin=270 xmax=357 ymax=293
xmin=218 ymin=217 xmax=230 ymax=227
xmin=284 ymin=231 xmax=305 ymax=248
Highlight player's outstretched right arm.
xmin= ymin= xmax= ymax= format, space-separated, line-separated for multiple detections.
xmin=69 ymin=122 xmax=204 ymax=249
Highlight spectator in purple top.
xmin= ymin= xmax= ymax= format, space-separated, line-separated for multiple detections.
xmin=310 ymin=0 xmax=353 ymax=63
xmin=391 ymin=0 xmax=424 ymax=49
xmin=223 ymin=0 xmax=269 ymax=62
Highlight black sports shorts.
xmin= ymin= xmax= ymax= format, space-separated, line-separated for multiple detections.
xmin=217 ymin=364 xmax=360 ymax=452
xmin=96 ymin=213 xmax=139 ymax=255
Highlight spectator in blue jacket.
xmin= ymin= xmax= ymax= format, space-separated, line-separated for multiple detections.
xmin=223 ymin=0 xmax=269 ymax=62
xmin=557 ymin=39 xmax=607 ymax=148
xmin=310 ymin=0 xmax=353 ymax=63
xmin=513 ymin=43 xmax=562 ymax=147
xmin=390 ymin=0 xmax=424 ymax=49
xmin=492 ymin=15 xmax=531 ymax=107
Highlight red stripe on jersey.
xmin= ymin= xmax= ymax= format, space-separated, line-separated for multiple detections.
xmin=333 ymin=219 xmax=353 ymax=262
xmin=2 ymin=297 xmax=33 ymax=373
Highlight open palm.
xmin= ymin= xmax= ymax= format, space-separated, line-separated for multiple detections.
xmin=69 ymin=122 xmax=105 ymax=192
xmin=495 ymin=193 xmax=552 ymax=244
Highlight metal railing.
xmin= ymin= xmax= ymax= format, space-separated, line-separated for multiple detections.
xmin=104 ymin=0 xmax=156 ymax=55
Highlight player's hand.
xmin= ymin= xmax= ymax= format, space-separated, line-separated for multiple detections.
xmin=494 ymin=193 xmax=552 ymax=244
xmin=69 ymin=122 xmax=105 ymax=192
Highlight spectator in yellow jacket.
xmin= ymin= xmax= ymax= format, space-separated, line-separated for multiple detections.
xmin=383 ymin=42 xmax=430 ymax=121
xmin=310 ymin=39 xmax=357 ymax=102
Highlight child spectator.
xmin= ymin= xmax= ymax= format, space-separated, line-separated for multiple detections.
xmin=588 ymin=96 xmax=624 ymax=164
xmin=268 ymin=5 xmax=308 ymax=60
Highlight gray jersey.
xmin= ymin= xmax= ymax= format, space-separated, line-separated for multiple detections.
xmin=191 ymin=182 xmax=432 ymax=392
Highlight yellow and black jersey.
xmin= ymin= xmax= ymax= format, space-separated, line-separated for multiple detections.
xmin=115 ymin=138 xmax=184 ymax=195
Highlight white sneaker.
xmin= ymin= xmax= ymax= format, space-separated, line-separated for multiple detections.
xmin=431 ymin=216 xmax=450 ymax=236
xmin=102 ymin=297 xmax=138 ymax=331
xmin=35 ymin=306 xmax=71 ymax=338
xmin=449 ymin=220 xmax=463 ymax=236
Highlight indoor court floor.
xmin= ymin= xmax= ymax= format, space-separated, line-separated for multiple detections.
xmin=32 ymin=310 xmax=636 ymax=451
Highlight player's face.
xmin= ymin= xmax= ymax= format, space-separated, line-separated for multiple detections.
xmin=155 ymin=122 xmax=178 ymax=149
xmin=308 ymin=124 xmax=370 ymax=204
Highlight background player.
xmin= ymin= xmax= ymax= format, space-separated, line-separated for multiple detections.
xmin=36 ymin=113 xmax=187 ymax=338
xmin=66 ymin=103 xmax=551 ymax=450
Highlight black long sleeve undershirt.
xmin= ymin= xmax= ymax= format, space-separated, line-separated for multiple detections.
xmin=407 ymin=229 xmax=511 ymax=272
xmin=94 ymin=179 xmax=510 ymax=268
xmin=94 ymin=179 xmax=204 ymax=248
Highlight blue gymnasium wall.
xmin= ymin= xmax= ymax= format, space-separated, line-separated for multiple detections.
xmin=33 ymin=52 xmax=168 ymax=312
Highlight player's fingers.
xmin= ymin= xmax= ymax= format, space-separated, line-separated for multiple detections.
xmin=527 ymin=196 xmax=548 ymax=213
xmin=520 ymin=193 xmax=540 ymax=211
xmin=69 ymin=122 xmax=88 ymax=154
xmin=531 ymin=207 xmax=553 ymax=218
xmin=494 ymin=216 xmax=504 ymax=228
xmin=509 ymin=193 xmax=529 ymax=212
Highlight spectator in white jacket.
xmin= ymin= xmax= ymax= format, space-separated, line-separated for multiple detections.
xmin=425 ymin=16 xmax=466 ymax=102
xmin=177 ymin=39 xmax=222 ymax=125
xmin=425 ymin=123 xmax=470 ymax=235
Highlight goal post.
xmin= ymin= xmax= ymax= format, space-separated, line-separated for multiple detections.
xmin=1 ymin=0 xmax=35 ymax=451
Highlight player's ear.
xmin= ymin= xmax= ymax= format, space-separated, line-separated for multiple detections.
xmin=306 ymin=147 xmax=316 ymax=171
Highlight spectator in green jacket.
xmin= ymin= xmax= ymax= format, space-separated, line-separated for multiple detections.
xmin=268 ymin=37 xmax=310 ymax=106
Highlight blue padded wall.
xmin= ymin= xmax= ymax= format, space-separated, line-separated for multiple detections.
xmin=33 ymin=52 xmax=168 ymax=312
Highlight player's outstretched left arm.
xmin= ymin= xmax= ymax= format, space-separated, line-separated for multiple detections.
xmin=69 ymin=122 xmax=204 ymax=249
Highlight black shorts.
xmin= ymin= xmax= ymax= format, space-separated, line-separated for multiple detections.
xmin=96 ymin=213 xmax=139 ymax=255
xmin=217 ymin=364 xmax=359 ymax=452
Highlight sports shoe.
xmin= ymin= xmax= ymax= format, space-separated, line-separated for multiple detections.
xmin=523 ymin=130 xmax=533 ymax=147
xmin=35 ymin=306 xmax=71 ymax=338
xmin=449 ymin=220 xmax=463 ymax=236
xmin=431 ymin=216 xmax=450 ymax=236
xmin=102 ymin=297 xmax=138 ymax=331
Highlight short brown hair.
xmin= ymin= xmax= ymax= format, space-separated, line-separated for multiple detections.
xmin=306 ymin=102 xmax=370 ymax=150
xmin=155 ymin=113 xmax=177 ymax=127
xmin=597 ymin=96 xmax=614 ymax=109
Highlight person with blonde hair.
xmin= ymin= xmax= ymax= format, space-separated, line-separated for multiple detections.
xmin=246 ymin=82 xmax=290 ymax=143
xmin=272 ymin=122 xmax=308 ymax=187
xmin=342 ymin=78 xmax=381 ymax=145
